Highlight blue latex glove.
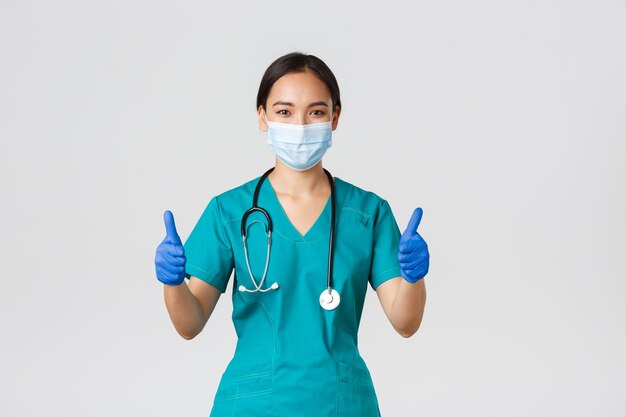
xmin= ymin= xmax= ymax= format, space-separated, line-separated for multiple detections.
xmin=398 ymin=207 xmax=430 ymax=283
xmin=154 ymin=210 xmax=187 ymax=286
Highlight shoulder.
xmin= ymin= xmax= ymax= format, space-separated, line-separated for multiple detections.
xmin=334 ymin=177 xmax=391 ymax=216
xmin=208 ymin=176 xmax=262 ymax=223
xmin=215 ymin=176 xmax=259 ymax=202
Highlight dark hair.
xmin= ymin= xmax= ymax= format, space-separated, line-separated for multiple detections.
xmin=256 ymin=51 xmax=341 ymax=115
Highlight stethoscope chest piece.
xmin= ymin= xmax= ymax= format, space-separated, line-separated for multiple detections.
xmin=319 ymin=288 xmax=340 ymax=310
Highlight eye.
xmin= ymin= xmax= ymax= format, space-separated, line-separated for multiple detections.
xmin=311 ymin=110 xmax=325 ymax=116
xmin=277 ymin=109 xmax=290 ymax=116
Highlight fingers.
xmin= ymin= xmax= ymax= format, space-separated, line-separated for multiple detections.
xmin=155 ymin=246 xmax=186 ymax=275
xmin=157 ymin=247 xmax=186 ymax=266
xmin=163 ymin=210 xmax=182 ymax=245
xmin=160 ymin=261 xmax=186 ymax=276
xmin=159 ymin=240 xmax=185 ymax=257
xmin=399 ymin=234 xmax=425 ymax=253
xmin=156 ymin=262 xmax=186 ymax=284
xmin=399 ymin=253 xmax=427 ymax=270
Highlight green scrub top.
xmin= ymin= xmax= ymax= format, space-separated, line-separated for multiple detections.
xmin=183 ymin=174 xmax=402 ymax=417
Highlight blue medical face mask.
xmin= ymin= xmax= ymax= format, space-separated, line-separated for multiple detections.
xmin=263 ymin=110 xmax=333 ymax=171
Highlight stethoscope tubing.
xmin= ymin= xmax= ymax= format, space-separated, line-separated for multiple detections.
xmin=240 ymin=166 xmax=336 ymax=293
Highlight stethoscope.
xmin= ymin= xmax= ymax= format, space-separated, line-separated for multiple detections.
xmin=238 ymin=167 xmax=340 ymax=311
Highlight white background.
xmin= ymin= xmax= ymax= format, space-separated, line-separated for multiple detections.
xmin=1 ymin=1 xmax=625 ymax=416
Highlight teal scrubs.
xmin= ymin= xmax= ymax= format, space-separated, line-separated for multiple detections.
xmin=183 ymin=175 xmax=402 ymax=417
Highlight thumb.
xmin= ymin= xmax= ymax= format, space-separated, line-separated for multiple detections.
xmin=163 ymin=210 xmax=182 ymax=245
xmin=401 ymin=207 xmax=423 ymax=239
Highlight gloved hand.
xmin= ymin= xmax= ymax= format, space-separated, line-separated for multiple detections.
xmin=398 ymin=207 xmax=430 ymax=283
xmin=155 ymin=210 xmax=187 ymax=286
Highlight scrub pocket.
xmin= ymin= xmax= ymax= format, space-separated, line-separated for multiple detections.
xmin=336 ymin=361 xmax=382 ymax=417
xmin=210 ymin=367 xmax=273 ymax=417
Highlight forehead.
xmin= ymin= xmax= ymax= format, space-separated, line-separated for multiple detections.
xmin=268 ymin=70 xmax=331 ymax=102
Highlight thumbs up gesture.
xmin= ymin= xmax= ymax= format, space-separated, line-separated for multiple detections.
xmin=398 ymin=207 xmax=430 ymax=283
xmin=154 ymin=210 xmax=187 ymax=286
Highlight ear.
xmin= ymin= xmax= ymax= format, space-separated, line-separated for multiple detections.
xmin=258 ymin=106 xmax=268 ymax=132
xmin=331 ymin=106 xmax=341 ymax=130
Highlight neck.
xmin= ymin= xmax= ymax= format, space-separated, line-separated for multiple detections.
xmin=268 ymin=157 xmax=329 ymax=197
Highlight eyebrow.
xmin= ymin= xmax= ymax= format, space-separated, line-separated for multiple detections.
xmin=272 ymin=100 xmax=328 ymax=108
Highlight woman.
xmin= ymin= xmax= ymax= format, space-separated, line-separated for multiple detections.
xmin=154 ymin=52 xmax=429 ymax=417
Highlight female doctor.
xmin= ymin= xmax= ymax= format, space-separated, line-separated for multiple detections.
xmin=154 ymin=52 xmax=429 ymax=417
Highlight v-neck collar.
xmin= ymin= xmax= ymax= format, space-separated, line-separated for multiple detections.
xmin=260 ymin=175 xmax=334 ymax=243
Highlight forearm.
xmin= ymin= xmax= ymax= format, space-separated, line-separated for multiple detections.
xmin=390 ymin=278 xmax=426 ymax=338
xmin=163 ymin=281 xmax=204 ymax=339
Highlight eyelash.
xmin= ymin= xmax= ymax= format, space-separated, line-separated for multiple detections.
xmin=277 ymin=110 xmax=325 ymax=116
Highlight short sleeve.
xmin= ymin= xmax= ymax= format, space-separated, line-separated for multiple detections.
xmin=183 ymin=196 xmax=234 ymax=293
xmin=368 ymin=199 xmax=402 ymax=290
